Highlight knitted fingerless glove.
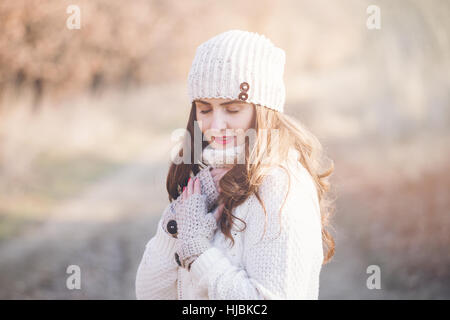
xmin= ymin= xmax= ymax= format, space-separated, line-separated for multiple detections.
xmin=161 ymin=165 xmax=219 ymax=238
xmin=174 ymin=193 xmax=218 ymax=270
xmin=196 ymin=165 xmax=220 ymax=212
xmin=161 ymin=194 xmax=183 ymax=237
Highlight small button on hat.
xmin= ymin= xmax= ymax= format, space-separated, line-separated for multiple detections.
xmin=187 ymin=30 xmax=286 ymax=113
xmin=238 ymin=81 xmax=249 ymax=101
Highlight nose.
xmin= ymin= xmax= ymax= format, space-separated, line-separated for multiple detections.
xmin=210 ymin=109 xmax=227 ymax=134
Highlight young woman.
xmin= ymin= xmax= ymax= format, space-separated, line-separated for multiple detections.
xmin=135 ymin=30 xmax=335 ymax=300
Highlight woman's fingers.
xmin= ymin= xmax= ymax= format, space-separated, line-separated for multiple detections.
xmin=213 ymin=203 xmax=225 ymax=222
xmin=211 ymin=171 xmax=220 ymax=191
xmin=211 ymin=167 xmax=231 ymax=179
xmin=187 ymin=177 xmax=194 ymax=197
xmin=182 ymin=176 xmax=203 ymax=201
xmin=182 ymin=177 xmax=192 ymax=200
xmin=193 ymin=176 xmax=201 ymax=194
xmin=210 ymin=167 xmax=231 ymax=192
xmin=182 ymin=166 xmax=232 ymax=201
xmin=210 ymin=168 xmax=221 ymax=178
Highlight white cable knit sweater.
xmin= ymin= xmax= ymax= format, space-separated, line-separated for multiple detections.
xmin=135 ymin=147 xmax=324 ymax=300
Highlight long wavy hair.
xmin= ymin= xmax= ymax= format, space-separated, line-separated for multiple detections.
xmin=166 ymin=101 xmax=336 ymax=264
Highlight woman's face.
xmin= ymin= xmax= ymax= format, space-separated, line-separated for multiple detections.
xmin=195 ymin=98 xmax=255 ymax=149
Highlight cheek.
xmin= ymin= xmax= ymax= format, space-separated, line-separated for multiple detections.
xmin=231 ymin=112 xmax=254 ymax=146
xmin=229 ymin=111 xmax=254 ymax=139
xmin=236 ymin=109 xmax=254 ymax=131
xmin=196 ymin=113 xmax=211 ymax=133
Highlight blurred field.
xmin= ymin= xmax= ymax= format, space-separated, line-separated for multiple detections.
xmin=0 ymin=0 xmax=449 ymax=299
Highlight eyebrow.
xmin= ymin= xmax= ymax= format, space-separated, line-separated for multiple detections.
xmin=195 ymin=99 xmax=245 ymax=106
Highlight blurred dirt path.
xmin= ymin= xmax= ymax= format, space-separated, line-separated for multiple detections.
xmin=0 ymin=137 xmax=171 ymax=299
xmin=0 ymin=138 xmax=403 ymax=299
xmin=319 ymin=223 xmax=387 ymax=299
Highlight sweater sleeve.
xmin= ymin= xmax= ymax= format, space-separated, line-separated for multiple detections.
xmin=189 ymin=164 xmax=324 ymax=300
xmin=135 ymin=208 xmax=179 ymax=300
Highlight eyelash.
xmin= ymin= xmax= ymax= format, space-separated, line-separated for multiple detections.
xmin=200 ymin=109 xmax=239 ymax=114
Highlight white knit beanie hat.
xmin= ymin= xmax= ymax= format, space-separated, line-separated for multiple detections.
xmin=187 ymin=30 xmax=286 ymax=113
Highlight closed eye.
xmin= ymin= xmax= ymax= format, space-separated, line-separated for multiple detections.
xmin=198 ymin=107 xmax=240 ymax=114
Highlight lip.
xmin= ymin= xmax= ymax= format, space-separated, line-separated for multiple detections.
xmin=213 ymin=136 xmax=235 ymax=145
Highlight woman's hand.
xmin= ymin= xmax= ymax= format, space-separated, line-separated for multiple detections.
xmin=210 ymin=167 xmax=232 ymax=192
xmin=183 ymin=175 xmax=224 ymax=223
xmin=195 ymin=165 xmax=220 ymax=212
xmin=181 ymin=175 xmax=200 ymax=200
xmin=212 ymin=203 xmax=225 ymax=223
xmin=174 ymin=176 xmax=218 ymax=270
xmin=162 ymin=167 xmax=230 ymax=270
xmin=209 ymin=166 xmax=232 ymax=222
xmin=194 ymin=165 xmax=232 ymax=219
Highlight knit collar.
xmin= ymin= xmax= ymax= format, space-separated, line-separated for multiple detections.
xmin=199 ymin=144 xmax=300 ymax=169
xmin=200 ymin=144 xmax=245 ymax=169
